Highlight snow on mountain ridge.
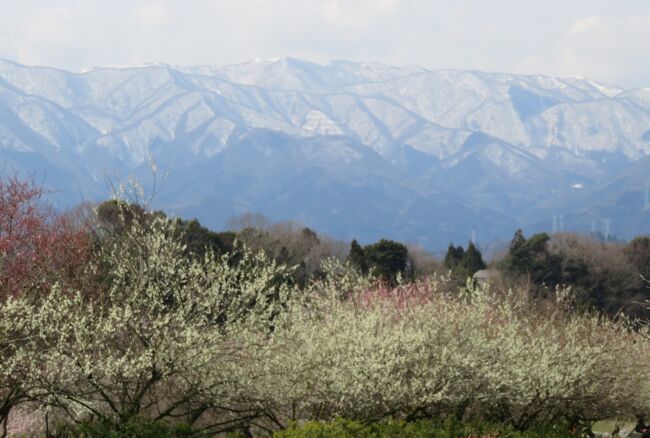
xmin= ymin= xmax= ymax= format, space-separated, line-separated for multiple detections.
xmin=0 ymin=57 xmax=649 ymax=165
xmin=0 ymin=58 xmax=649 ymax=245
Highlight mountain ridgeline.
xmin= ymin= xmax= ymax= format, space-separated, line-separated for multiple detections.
xmin=0 ymin=57 xmax=649 ymax=248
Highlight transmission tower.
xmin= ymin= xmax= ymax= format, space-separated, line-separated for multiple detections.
xmin=559 ymin=215 xmax=564 ymax=232
xmin=552 ymin=214 xmax=557 ymax=233
xmin=645 ymin=180 xmax=650 ymax=211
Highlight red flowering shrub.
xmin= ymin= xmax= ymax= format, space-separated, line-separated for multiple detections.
xmin=355 ymin=279 xmax=437 ymax=310
xmin=0 ymin=175 xmax=91 ymax=299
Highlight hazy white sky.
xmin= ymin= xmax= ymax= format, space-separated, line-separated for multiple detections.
xmin=1 ymin=0 xmax=649 ymax=87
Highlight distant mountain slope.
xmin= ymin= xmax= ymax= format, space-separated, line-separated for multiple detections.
xmin=0 ymin=58 xmax=648 ymax=247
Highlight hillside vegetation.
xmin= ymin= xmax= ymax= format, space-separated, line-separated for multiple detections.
xmin=1 ymin=177 xmax=649 ymax=437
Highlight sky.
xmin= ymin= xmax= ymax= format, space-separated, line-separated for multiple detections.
xmin=0 ymin=0 xmax=649 ymax=88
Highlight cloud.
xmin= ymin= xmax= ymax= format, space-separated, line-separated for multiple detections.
xmin=132 ymin=1 xmax=172 ymax=30
xmin=319 ymin=0 xmax=399 ymax=31
xmin=557 ymin=15 xmax=650 ymax=86
xmin=13 ymin=6 xmax=80 ymax=65
xmin=567 ymin=16 xmax=603 ymax=36
xmin=0 ymin=35 xmax=16 ymax=60
xmin=0 ymin=1 xmax=649 ymax=88
xmin=20 ymin=6 xmax=76 ymax=45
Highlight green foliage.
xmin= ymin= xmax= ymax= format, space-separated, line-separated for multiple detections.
xmin=459 ymin=242 xmax=486 ymax=276
xmin=95 ymin=199 xmax=165 ymax=235
xmin=57 ymin=417 xmax=194 ymax=437
xmin=345 ymin=238 xmax=411 ymax=284
xmin=443 ymin=244 xmax=464 ymax=270
xmin=510 ymin=229 xmax=526 ymax=252
xmin=275 ymin=418 xmax=577 ymax=437
xmin=362 ymin=239 xmax=409 ymax=284
xmin=500 ymin=230 xmax=553 ymax=283
xmin=96 ymin=200 xmax=235 ymax=258
xmin=443 ymin=242 xmax=485 ymax=283
xmin=348 ymin=239 xmax=368 ymax=275
xmin=173 ymin=217 xmax=236 ymax=257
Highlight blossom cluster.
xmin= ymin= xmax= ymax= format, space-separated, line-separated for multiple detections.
xmin=1 ymin=203 xmax=649 ymax=436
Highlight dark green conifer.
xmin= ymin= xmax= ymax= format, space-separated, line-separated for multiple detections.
xmin=460 ymin=242 xmax=486 ymax=276
xmin=443 ymin=243 xmax=465 ymax=270
xmin=348 ymin=239 xmax=368 ymax=275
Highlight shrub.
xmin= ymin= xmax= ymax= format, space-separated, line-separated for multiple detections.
xmin=0 ymin=176 xmax=92 ymax=433
xmin=498 ymin=231 xmax=648 ymax=317
xmin=249 ymin=280 xmax=650 ymax=430
xmin=0 ymin=202 xmax=298 ymax=435
xmin=3 ymin=195 xmax=649 ymax=436
xmin=274 ymin=418 xmax=576 ymax=437
xmin=57 ymin=417 xmax=194 ymax=437
xmin=624 ymin=236 xmax=650 ymax=280
xmin=547 ymin=234 xmax=644 ymax=316
xmin=0 ymin=175 xmax=91 ymax=299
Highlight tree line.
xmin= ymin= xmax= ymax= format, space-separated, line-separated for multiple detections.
xmin=0 ymin=176 xmax=649 ymax=436
xmin=94 ymin=198 xmax=650 ymax=319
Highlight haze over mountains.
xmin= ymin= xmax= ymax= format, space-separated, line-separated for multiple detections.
xmin=0 ymin=57 xmax=649 ymax=249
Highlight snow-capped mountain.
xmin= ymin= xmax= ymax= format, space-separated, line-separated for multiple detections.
xmin=0 ymin=57 xmax=648 ymax=248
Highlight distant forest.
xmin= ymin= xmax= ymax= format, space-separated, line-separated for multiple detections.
xmin=93 ymin=198 xmax=650 ymax=320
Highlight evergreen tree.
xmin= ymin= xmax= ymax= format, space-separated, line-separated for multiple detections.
xmin=460 ymin=242 xmax=486 ymax=276
xmin=500 ymin=231 xmax=553 ymax=284
xmin=443 ymin=243 xmax=465 ymax=270
xmin=174 ymin=217 xmax=236 ymax=257
xmin=348 ymin=239 xmax=368 ymax=275
xmin=510 ymin=229 xmax=526 ymax=252
xmin=364 ymin=239 xmax=408 ymax=284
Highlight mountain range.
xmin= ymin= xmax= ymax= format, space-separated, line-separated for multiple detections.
xmin=0 ymin=57 xmax=649 ymax=249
